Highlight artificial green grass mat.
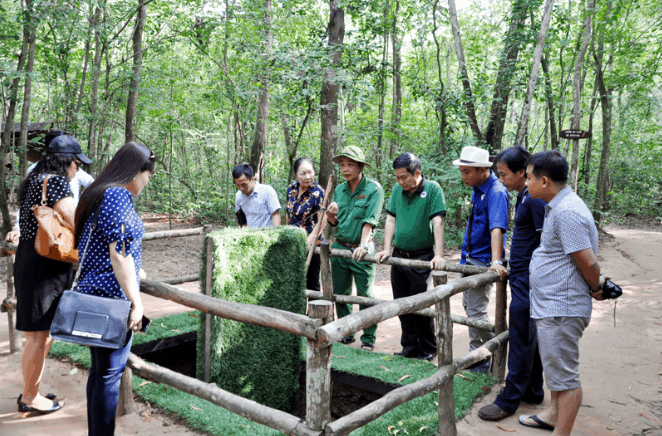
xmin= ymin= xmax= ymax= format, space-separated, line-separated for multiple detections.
xmin=50 ymin=310 xmax=495 ymax=436
xmin=197 ymin=227 xmax=308 ymax=412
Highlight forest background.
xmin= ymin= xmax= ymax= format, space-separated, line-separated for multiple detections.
xmin=1 ymin=0 xmax=661 ymax=246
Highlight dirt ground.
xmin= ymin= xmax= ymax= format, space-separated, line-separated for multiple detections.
xmin=0 ymin=217 xmax=661 ymax=436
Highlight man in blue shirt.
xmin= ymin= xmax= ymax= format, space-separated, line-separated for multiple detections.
xmin=479 ymin=146 xmax=546 ymax=421
xmin=233 ymin=164 xmax=282 ymax=228
xmin=453 ymin=146 xmax=509 ymax=373
xmin=519 ymin=150 xmax=605 ymax=435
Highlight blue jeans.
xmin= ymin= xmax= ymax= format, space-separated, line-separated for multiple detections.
xmin=87 ymin=332 xmax=133 ymax=436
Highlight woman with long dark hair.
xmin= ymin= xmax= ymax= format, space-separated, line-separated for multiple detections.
xmin=285 ymin=158 xmax=325 ymax=291
xmin=13 ymin=135 xmax=92 ymax=414
xmin=74 ymin=141 xmax=156 ymax=436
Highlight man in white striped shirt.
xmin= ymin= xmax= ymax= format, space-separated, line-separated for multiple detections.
xmin=233 ymin=164 xmax=281 ymax=228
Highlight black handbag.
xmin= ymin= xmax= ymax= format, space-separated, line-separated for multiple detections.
xmin=50 ymin=208 xmax=132 ymax=349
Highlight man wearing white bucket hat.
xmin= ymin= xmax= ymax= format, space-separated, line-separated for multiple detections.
xmin=453 ymin=146 xmax=509 ymax=373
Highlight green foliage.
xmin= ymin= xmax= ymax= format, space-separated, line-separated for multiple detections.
xmin=197 ymin=226 xmax=308 ymax=412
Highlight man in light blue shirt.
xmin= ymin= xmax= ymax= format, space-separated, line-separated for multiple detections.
xmin=233 ymin=164 xmax=281 ymax=228
xmin=519 ymin=150 xmax=605 ymax=435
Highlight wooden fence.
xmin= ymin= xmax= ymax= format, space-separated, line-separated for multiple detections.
xmin=1 ymin=229 xmax=509 ymax=436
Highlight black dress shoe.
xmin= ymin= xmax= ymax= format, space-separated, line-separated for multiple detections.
xmin=340 ymin=337 xmax=355 ymax=345
xmin=18 ymin=399 xmax=63 ymax=414
xmin=17 ymin=393 xmax=57 ymax=405
xmin=417 ymin=351 xmax=437 ymax=361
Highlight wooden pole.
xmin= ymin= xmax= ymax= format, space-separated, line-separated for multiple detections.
xmin=158 ymin=274 xmax=199 ymax=285
xmin=306 ymin=175 xmax=333 ymax=271
xmin=140 ymin=279 xmax=322 ymax=340
xmin=314 ymin=247 xmax=488 ymax=275
xmin=433 ymin=272 xmax=455 ymax=436
xmin=305 ymin=290 xmax=495 ymax=332
xmin=306 ymin=300 xmax=333 ymax=431
xmin=324 ymin=331 xmax=510 ymax=436
xmin=491 ymin=277 xmax=508 ymax=382
xmin=142 ymin=227 xmax=205 ymax=241
xmin=116 ymin=367 xmax=137 ymax=416
xmin=127 ymin=353 xmax=322 ymax=436
xmin=316 ymin=272 xmax=498 ymax=347
xmin=6 ymin=255 xmax=22 ymax=353
xmin=203 ymin=235 xmax=214 ymax=382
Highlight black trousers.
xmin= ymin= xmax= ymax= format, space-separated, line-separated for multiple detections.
xmin=307 ymin=253 xmax=321 ymax=292
xmin=391 ymin=247 xmax=436 ymax=355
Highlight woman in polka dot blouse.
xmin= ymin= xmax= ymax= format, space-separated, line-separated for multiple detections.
xmin=13 ymin=135 xmax=92 ymax=415
xmin=73 ymin=142 xmax=156 ymax=436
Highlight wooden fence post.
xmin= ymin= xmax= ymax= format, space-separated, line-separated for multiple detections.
xmin=306 ymin=300 xmax=333 ymax=431
xmin=203 ymin=230 xmax=214 ymax=383
xmin=116 ymin=367 xmax=137 ymax=416
xmin=320 ymin=226 xmax=334 ymax=300
xmin=433 ymin=271 xmax=456 ymax=436
xmin=6 ymin=255 xmax=22 ymax=353
xmin=491 ymin=277 xmax=508 ymax=382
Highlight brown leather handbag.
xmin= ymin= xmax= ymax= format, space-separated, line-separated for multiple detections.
xmin=33 ymin=175 xmax=78 ymax=263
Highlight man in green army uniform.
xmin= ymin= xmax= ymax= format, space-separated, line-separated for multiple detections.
xmin=326 ymin=146 xmax=385 ymax=351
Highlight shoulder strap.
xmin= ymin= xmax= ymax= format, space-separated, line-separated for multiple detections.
xmin=72 ymin=207 xmax=102 ymax=289
xmin=40 ymin=175 xmax=52 ymax=206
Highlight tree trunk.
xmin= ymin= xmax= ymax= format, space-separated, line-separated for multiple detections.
xmin=0 ymin=13 xmax=29 ymax=236
xmin=483 ymin=0 xmax=529 ymax=151
xmin=74 ymin=6 xmax=96 ymax=116
xmin=318 ymin=1 xmax=345 ymax=187
xmin=18 ymin=0 xmax=37 ymax=178
xmin=87 ymin=5 xmax=104 ymax=173
xmin=389 ymin=0 xmax=401 ymax=159
xmin=583 ymin=76 xmax=599 ymax=188
xmin=541 ymin=55 xmax=559 ymax=149
xmin=592 ymin=2 xmax=613 ymax=220
xmin=515 ymin=0 xmax=555 ymax=146
xmin=125 ymin=0 xmax=146 ymax=143
xmin=376 ymin=4 xmax=388 ymax=180
xmin=568 ymin=0 xmax=594 ymax=191
xmin=432 ymin=0 xmax=448 ymax=157
xmin=249 ymin=0 xmax=272 ymax=183
xmin=447 ymin=0 xmax=482 ymax=143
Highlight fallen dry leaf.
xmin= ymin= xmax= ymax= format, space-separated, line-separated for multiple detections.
xmin=139 ymin=381 xmax=152 ymax=387
xmin=397 ymin=375 xmax=411 ymax=383
xmin=190 ymin=404 xmax=203 ymax=411
xmin=189 ymin=313 xmax=198 ymax=317
xmin=380 ymin=366 xmax=389 ymax=371
xmin=388 ymin=425 xmax=395 ymax=435
xmin=480 ymin=386 xmax=491 ymax=391
xmin=457 ymin=373 xmax=476 ymax=382
xmin=497 ymin=425 xmax=516 ymax=432
xmin=331 ymin=354 xmax=345 ymax=358
xmin=241 ymin=425 xmax=251 ymax=428
xmin=160 ymin=323 xmax=167 ymax=328
xmin=171 ymin=329 xmax=183 ymax=333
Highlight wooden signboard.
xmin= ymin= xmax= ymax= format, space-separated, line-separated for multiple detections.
xmin=560 ymin=129 xmax=591 ymax=139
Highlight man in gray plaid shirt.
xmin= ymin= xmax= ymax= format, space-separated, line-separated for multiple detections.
xmin=519 ymin=150 xmax=606 ymax=436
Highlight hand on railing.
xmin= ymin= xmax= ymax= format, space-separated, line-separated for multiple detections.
xmin=430 ymin=255 xmax=446 ymax=271
xmin=375 ymin=250 xmax=390 ymax=264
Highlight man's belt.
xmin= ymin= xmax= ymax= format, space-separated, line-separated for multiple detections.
xmin=336 ymin=239 xmax=372 ymax=250
xmin=394 ymin=246 xmax=434 ymax=258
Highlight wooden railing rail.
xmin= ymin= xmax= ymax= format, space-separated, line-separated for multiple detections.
xmin=315 ymin=272 xmax=499 ymax=347
xmin=127 ymin=353 xmax=322 ymax=436
xmin=305 ymin=290 xmax=495 ymax=332
xmin=140 ymin=278 xmax=321 ymax=340
xmin=323 ymin=331 xmax=510 ymax=436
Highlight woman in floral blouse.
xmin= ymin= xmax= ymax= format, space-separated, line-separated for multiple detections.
xmin=286 ymin=158 xmax=325 ymax=291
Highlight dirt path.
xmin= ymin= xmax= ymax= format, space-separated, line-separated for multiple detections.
xmin=0 ymin=224 xmax=660 ymax=435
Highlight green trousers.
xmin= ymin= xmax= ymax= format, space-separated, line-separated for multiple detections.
xmin=331 ymin=242 xmax=377 ymax=345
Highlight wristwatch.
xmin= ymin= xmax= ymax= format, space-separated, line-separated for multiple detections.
xmin=491 ymin=259 xmax=504 ymax=267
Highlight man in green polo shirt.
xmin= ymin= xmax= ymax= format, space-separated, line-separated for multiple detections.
xmin=376 ymin=153 xmax=446 ymax=361
xmin=326 ymin=145 xmax=385 ymax=351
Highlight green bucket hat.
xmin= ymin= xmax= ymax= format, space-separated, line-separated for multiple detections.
xmin=332 ymin=145 xmax=371 ymax=167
